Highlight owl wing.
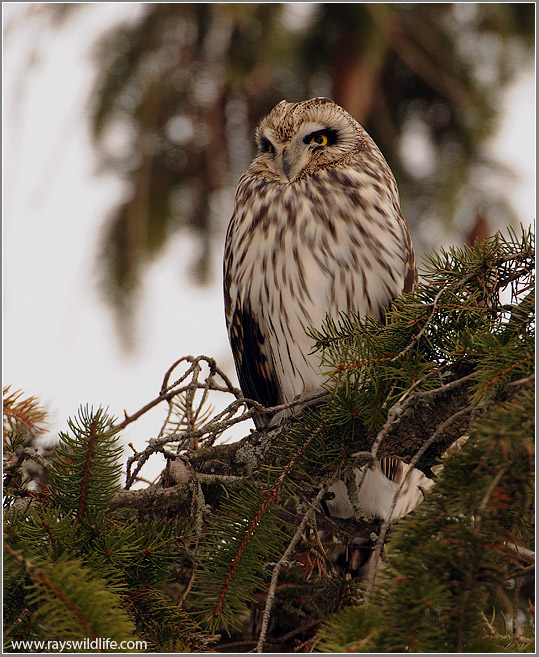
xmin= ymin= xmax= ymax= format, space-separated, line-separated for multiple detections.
xmin=226 ymin=293 xmax=282 ymax=429
xmin=400 ymin=211 xmax=418 ymax=295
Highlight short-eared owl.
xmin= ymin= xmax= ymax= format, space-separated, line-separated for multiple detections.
xmin=224 ymin=97 xmax=430 ymax=522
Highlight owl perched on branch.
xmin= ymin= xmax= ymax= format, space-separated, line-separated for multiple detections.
xmin=224 ymin=97 xmax=430 ymax=522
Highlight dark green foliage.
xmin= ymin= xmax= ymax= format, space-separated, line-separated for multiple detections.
xmin=49 ymin=406 xmax=123 ymax=520
xmin=125 ymin=587 xmax=204 ymax=652
xmin=315 ymin=605 xmax=384 ymax=653
xmin=3 ymin=406 xmax=205 ymax=653
xmin=190 ymin=414 xmax=348 ymax=634
xmin=3 ymin=227 xmax=534 ymax=651
xmin=310 ymin=226 xmax=534 ymax=430
xmin=189 ymin=226 xmax=534 ymax=650
xmin=318 ymin=392 xmax=534 ymax=653
xmin=189 ymin=417 xmax=370 ymax=649
xmin=6 ymin=550 xmax=138 ymax=648
xmin=191 ymin=479 xmax=289 ymax=633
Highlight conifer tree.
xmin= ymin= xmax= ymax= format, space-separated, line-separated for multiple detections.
xmin=4 ymin=405 xmax=206 ymax=652
xmin=4 ymin=226 xmax=534 ymax=652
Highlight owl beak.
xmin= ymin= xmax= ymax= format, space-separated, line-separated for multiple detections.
xmin=282 ymin=152 xmax=292 ymax=181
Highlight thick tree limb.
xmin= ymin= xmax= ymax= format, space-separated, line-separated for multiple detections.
xmin=108 ymin=358 xmax=532 ymax=567
xmin=109 ymin=362 xmax=478 ymax=520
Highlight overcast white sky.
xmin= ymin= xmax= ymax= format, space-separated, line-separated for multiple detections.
xmin=2 ymin=3 xmax=535 ymax=484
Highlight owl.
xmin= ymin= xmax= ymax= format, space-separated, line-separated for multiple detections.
xmin=224 ymin=97 xmax=431 ymax=522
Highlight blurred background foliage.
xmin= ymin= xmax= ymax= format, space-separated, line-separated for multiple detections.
xmin=33 ymin=3 xmax=537 ymax=342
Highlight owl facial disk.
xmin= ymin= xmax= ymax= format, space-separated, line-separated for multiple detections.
xmin=254 ymin=100 xmax=363 ymax=183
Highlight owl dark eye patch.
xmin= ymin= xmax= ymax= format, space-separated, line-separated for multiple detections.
xmin=259 ymin=138 xmax=275 ymax=153
xmin=303 ymin=129 xmax=338 ymax=146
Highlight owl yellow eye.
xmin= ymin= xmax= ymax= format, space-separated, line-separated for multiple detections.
xmin=304 ymin=129 xmax=337 ymax=147
xmin=310 ymin=133 xmax=328 ymax=146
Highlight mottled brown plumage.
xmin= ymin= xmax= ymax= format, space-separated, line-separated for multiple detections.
xmin=224 ymin=98 xmax=430 ymax=521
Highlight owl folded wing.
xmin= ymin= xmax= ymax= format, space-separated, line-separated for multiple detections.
xmin=227 ymin=298 xmax=282 ymax=428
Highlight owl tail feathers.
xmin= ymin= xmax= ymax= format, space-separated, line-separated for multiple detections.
xmin=321 ymin=461 xmax=434 ymax=577
xmin=324 ymin=461 xmax=433 ymax=522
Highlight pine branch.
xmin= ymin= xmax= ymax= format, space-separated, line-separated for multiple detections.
xmin=3 ymin=386 xmax=48 ymax=437
xmin=189 ymin=480 xmax=288 ymax=632
xmin=50 ymin=406 xmax=123 ymax=519
xmin=4 ymin=226 xmax=533 ymax=651
xmin=191 ymin=426 xmax=324 ymax=632
xmin=364 ymin=402 xmax=478 ymax=599
xmin=125 ymin=586 xmax=208 ymax=652
xmin=318 ymin=390 xmax=534 ymax=652
xmin=4 ymin=542 xmax=138 ymax=642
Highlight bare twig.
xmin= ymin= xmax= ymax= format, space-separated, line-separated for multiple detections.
xmin=21 ymin=447 xmax=50 ymax=470
xmin=257 ymin=390 xmax=327 ymax=421
xmin=3 ymin=608 xmax=29 ymax=638
xmin=123 ymin=382 xmax=327 ymax=488
xmin=115 ymin=355 xmax=243 ymax=433
xmin=512 ymin=576 xmax=522 ymax=637
xmin=505 ymin=374 xmax=534 ymax=388
xmin=124 ymin=398 xmax=256 ymax=488
xmin=254 ymin=486 xmax=327 ymax=653
xmin=476 ymin=469 xmax=507 ymax=525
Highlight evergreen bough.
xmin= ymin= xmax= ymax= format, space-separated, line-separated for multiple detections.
xmin=4 ymin=406 xmax=205 ymax=652
xmin=3 ymin=226 xmax=534 ymax=652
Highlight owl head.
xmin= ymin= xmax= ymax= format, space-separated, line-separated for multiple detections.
xmin=250 ymin=97 xmax=365 ymax=183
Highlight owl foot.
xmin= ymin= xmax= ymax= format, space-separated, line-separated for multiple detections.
xmin=292 ymin=390 xmax=326 ymax=414
xmin=267 ymin=390 xmax=326 ymax=427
